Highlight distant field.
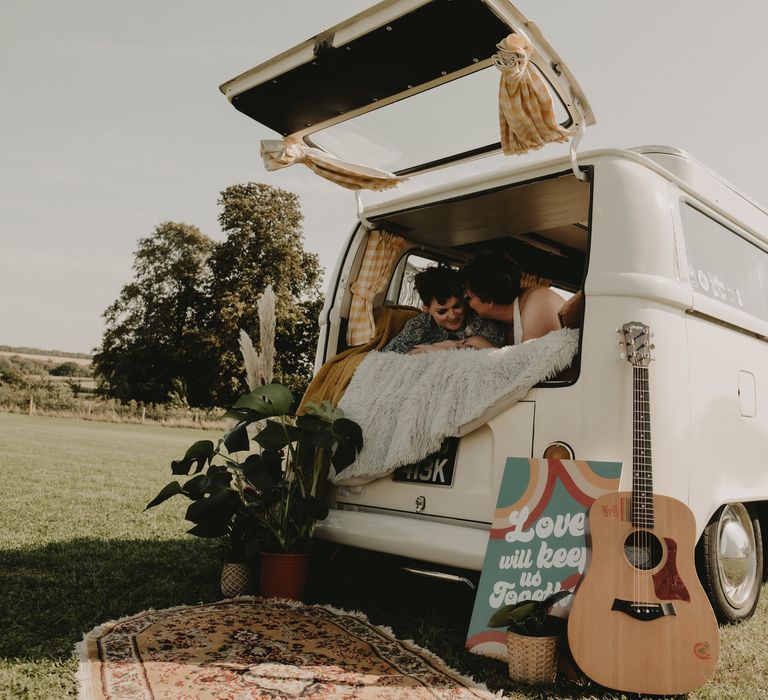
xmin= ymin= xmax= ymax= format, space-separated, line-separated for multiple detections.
xmin=34 ymin=375 xmax=98 ymax=388
xmin=0 ymin=350 xmax=92 ymax=367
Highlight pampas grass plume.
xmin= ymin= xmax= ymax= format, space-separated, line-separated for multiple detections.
xmin=239 ymin=329 xmax=260 ymax=391
xmin=257 ymin=285 xmax=276 ymax=385
xmin=239 ymin=284 xmax=277 ymax=390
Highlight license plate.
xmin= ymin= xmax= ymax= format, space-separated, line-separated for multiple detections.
xmin=392 ymin=438 xmax=458 ymax=487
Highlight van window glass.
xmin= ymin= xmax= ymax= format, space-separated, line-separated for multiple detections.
xmin=682 ymin=205 xmax=768 ymax=321
xmin=308 ymin=66 xmax=568 ymax=174
xmin=395 ymin=255 xmax=449 ymax=307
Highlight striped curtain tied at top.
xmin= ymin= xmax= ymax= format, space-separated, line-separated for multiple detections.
xmin=494 ymin=33 xmax=570 ymax=155
xmin=346 ymin=231 xmax=408 ymax=346
xmin=261 ymin=139 xmax=405 ymax=191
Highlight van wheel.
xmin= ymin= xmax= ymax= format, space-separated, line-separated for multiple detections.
xmin=697 ymin=503 xmax=763 ymax=623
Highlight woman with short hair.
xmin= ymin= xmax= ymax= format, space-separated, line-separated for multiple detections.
xmin=460 ymin=253 xmax=563 ymax=346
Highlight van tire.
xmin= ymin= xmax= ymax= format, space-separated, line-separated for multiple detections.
xmin=697 ymin=503 xmax=763 ymax=623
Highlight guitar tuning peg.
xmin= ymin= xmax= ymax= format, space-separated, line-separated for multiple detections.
xmin=650 ymin=344 xmax=656 ymax=350
xmin=620 ymin=353 xmax=627 ymax=361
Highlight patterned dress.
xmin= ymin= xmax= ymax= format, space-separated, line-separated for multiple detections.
xmin=382 ymin=310 xmax=504 ymax=354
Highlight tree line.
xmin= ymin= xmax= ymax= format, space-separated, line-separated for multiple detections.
xmin=93 ymin=183 xmax=323 ymax=409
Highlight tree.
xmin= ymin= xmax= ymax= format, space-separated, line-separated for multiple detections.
xmin=93 ymin=222 xmax=214 ymax=403
xmin=94 ymin=184 xmax=324 ymax=408
xmin=197 ymin=183 xmax=323 ymax=405
xmin=50 ymin=361 xmax=83 ymax=377
xmin=0 ymin=357 xmax=24 ymax=385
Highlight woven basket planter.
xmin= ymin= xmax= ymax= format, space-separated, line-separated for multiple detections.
xmin=506 ymin=630 xmax=559 ymax=684
xmin=220 ymin=562 xmax=253 ymax=597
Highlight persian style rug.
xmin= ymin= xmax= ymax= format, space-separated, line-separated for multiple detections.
xmin=77 ymin=596 xmax=498 ymax=699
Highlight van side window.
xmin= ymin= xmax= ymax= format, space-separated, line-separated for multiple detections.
xmin=682 ymin=205 xmax=768 ymax=322
xmin=392 ymin=254 xmax=448 ymax=307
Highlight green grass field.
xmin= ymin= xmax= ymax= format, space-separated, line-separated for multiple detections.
xmin=1 ymin=412 xmax=766 ymax=699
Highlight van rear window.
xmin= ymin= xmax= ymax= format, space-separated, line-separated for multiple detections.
xmin=682 ymin=205 xmax=768 ymax=322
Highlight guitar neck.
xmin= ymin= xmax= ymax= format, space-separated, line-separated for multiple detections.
xmin=632 ymin=365 xmax=654 ymax=528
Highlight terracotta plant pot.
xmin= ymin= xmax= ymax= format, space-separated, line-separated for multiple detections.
xmin=220 ymin=562 xmax=253 ymax=597
xmin=260 ymin=551 xmax=312 ymax=601
xmin=505 ymin=630 xmax=560 ymax=684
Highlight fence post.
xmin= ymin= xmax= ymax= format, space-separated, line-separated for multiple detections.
xmin=141 ymin=406 xmax=146 ymax=424
xmin=28 ymin=396 xmax=34 ymax=415
xmin=87 ymin=400 xmax=92 ymax=417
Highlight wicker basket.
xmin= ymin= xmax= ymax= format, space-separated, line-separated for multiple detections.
xmin=505 ymin=630 xmax=559 ymax=684
xmin=220 ymin=562 xmax=253 ymax=597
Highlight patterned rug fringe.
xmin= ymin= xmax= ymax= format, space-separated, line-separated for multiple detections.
xmin=76 ymin=596 xmax=502 ymax=699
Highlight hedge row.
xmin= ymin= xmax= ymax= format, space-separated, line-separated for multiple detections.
xmin=0 ymin=382 xmax=225 ymax=429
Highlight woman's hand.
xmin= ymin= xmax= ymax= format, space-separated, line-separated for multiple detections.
xmin=408 ymin=340 xmax=463 ymax=355
xmin=459 ymin=335 xmax=497 ymax=349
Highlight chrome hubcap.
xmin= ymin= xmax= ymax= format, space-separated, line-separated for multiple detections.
xmin=717 ymin=503 xmax=758 ymax=608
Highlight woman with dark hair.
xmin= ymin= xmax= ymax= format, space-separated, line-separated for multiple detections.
xmin=460 ymin=253 xmax=563 ymax=346
xmin=383 ymin=265 xmax=503 ymax=354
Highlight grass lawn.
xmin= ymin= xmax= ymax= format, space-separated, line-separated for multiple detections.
xmin=1 ymin=412 xmax=766 ymax=699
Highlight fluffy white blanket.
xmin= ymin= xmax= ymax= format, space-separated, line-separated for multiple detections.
xmin=332 ymin=328 xmax=579 ymax=485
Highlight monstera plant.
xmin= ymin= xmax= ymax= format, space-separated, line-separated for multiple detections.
xmin=146 ymin=383 xmax=362 ymax=596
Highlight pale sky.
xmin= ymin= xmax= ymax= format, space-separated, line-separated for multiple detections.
xmin=2 ymin=0 xmax=767 ymax=354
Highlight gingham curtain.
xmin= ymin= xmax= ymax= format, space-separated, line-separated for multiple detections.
xmin=346 ymin=230 xmax=407 ymax=346
xmin=494 ymin=33 xmax=569 ymax=155
xmin=521 ymin=272 xmax=552 ymax=288
xmin=261 ymin=139 xmax=405 ymax=191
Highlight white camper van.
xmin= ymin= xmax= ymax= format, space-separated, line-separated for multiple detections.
xmin=220 ymin=0 xmax=768 ymax=623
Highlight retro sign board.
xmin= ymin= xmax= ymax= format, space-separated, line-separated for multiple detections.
xmin=466 ymin=457 xmax=622 ymax=659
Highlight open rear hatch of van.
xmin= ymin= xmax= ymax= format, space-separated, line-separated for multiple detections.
xmin=220 ymin=0 xmax=595 ymax=176
xmin=220 ymin=0 xmax=594 ymax=527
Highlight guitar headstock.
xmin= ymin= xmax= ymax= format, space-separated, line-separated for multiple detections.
xmin=618 ymin=321 xmax=653 ymax=368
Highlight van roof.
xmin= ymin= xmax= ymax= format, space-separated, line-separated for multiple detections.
xmin=361 ymin=145 xmax=768 ymax=246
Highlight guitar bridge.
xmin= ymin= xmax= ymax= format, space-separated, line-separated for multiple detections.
xmin=611 ymin=599 xmax=676 ymax=620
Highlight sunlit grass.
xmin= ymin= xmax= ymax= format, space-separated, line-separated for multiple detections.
xmin=1 ymin=412 xmax=766 ymax=699
xmin=0 ymin=413 xmax=223 ymax=698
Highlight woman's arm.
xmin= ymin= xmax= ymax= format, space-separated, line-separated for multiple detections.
xmin=409 ymin=339 xmax=464 ymax=354
xmin=382 ymin=314 xmax=430 ymax=353
xmin=465 ymin=317 xmax=504 ymax=348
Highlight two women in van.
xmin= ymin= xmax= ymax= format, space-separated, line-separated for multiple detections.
xmin=382 ymin=266 xmax=504 ymax=354
xmin=461 ymin=253 xmax=564 ymax=345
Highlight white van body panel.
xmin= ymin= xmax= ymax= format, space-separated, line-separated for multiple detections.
xmin=686 ymin=316 xmax=768 ymax=525
xmin=314 ymin=147 xmax=768 ymax=571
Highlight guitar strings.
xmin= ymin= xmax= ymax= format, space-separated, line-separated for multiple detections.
xmin=631 ymin=337 xmax=652 ymax=609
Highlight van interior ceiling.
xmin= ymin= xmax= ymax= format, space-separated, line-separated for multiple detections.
xmin=369 ymin=171 xmax=591 ymax=290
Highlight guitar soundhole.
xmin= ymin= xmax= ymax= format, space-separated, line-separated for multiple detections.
xmin=623 ymin=530 xmax=663 ymax=570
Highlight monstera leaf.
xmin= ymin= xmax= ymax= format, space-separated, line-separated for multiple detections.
xmin=329 ymin=418 xmax=364 ymax=473
xmin=171 ymin=440 xmax=215 ymax=475
xmin=232 ymin=383 xmax=292 ymax=417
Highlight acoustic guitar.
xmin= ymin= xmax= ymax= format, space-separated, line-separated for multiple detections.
xmin=567 ymin=321 xmax=719 ymax=695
